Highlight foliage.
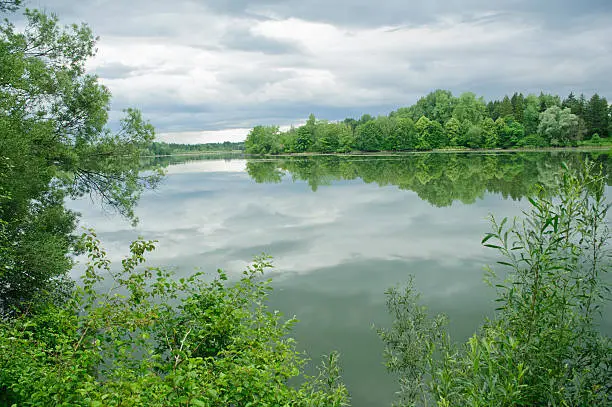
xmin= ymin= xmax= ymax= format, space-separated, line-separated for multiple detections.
xmin=0 ymin=231 xmax=349 ymax=406
xmin=0 ymin=5 xmax=160 ymax=313
xmin=245 ymin=125 xmax=282 ymax=154
xmin=242 ymin=90 xmax=610 ymax=155
xmin=537 ymin=106 xmax=582 ymax=146
xmin=146 ymin=141 xmax=245 ymax=156
xmin=378 ymin=162 xmax=611 ymax=406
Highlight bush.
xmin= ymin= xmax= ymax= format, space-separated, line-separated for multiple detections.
xmin=0 ymin=232 xmax=349 ymax=406
xmin=379 ymin=161 xmax=611 ymax=406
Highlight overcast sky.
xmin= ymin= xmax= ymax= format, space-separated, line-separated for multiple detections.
xmin=29 ymin=0 xmax=612 ymax=143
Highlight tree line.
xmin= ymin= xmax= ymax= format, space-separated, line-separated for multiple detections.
xmin=245 ymin=90 xmax=611 ymax=154
xmin=147 ymin=141 xmax=245 ymax=156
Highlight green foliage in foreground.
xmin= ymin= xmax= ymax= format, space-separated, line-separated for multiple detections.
xmin=379 ymin=162 xmax=611 ymax=406
xmin=0 ymin=4 xmax=161 ymax=315
xmin=0 ymin=232 xmax=349 ymax=406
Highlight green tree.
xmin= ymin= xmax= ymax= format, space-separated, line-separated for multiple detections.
xmin=444 ymin=117 xmax=461 ymax=146
xmin=394 ymin=117 xmax=418 ymax=150
xmin=338 ymin=124 xmax=356 ymax=152
xmin=523 ymin=94 xmax=541 ymax=136
xmin=415 ymin=116 xmax=432 ymax=150
xmin=315 ymin=122 xmax=344 ymax=153
xmin=0 ymin=5 xmax=160 ymax=314
xmin=355 ymin=120 xmax=384 ymax=151
xmin=410 ymin=89 xmax=457 ymax=124
xmin=538 ymin=92 xmax=561 ymax=112
xmin=538 ymin=106 xmax=582 ymax=146
xmin=498 ymin=95 xmax=514 ymax=119
xmin=496 ymin=118 xmax=525 ymax=148
xmin=510 ymin=92 xmax=525 ymax=124
xmin=452 ymin=92 xmax=487 ymax=125
xmin=465 ymin=124 xmax=483 ymax=148
xmin=244 ymin=125 xmax=281 ymax=154
xmin=481 ymin=117 xmax=498 ymax=148
xmin=585 ymin=93 xmax=609 ymax=138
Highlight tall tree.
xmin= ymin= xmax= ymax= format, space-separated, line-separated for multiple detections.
xmin=523 ymin=94 xmax=541 ymax=135
xmin=538 ymin=106 xmax=582 ymax=146
xmin=510 ymin=92 xmax=525 ymax=124
xmin=0 ymin=5 xmax=159 ymax=313
xmin=499 ymin=95 xmax=514 ymax=119
xmin=585 ymin=93 xmax=609 ymax=138
xmin=452 ymin=92 xmax=487 ymax=125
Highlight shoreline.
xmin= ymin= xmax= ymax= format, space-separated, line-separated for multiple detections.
xmin=148 ymin=145 xmax=612 ymax=158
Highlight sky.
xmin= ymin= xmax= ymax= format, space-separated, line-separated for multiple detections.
xmin=25 ymin=0 xmax=612 ymax=143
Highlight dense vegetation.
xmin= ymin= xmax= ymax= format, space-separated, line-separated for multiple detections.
xmin=245 ymin=90 xmax=612 ymax=154
xmin=0 ymin=233 xmax=348 ymax=406
xmin=0 ymin=1 xmax=161 ymax=314
xmin=0 ymin=3 xmax=349 ymax=405
xmin=146 ymin=141 xmax=245 ymax=156
xmin=379 ymin=162 xmax=611 ymax=406
xmin=245 ymin=152 xmax=612 ymax=206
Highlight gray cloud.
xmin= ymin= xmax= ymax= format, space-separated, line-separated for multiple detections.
xmin=219 ymin=26 xmax=303 ymax=54
xmin=14 ymin=0 xmax=612 ymax=141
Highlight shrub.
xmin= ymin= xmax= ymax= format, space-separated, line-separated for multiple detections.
xmin=0 ymin=232 xmax=349 ymax=406
xmin=379 ymin=161 xmax=611 ymax=406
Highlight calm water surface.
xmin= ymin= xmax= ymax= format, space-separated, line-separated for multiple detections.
xmin=69 ymin=152 xmax=612 ymax=407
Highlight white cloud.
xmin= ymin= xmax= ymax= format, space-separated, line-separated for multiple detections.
xmin=57 ymin=1 xmax=612 ymax=142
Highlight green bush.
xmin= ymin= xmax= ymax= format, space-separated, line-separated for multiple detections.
xmin=379 ymin=161 xmax=611 ymax=406
xmin=0 ymin=232 xmax=349 ymax=406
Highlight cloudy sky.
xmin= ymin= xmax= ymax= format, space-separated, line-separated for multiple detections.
xmin=29 ymin=0 xmax=612 ymax=143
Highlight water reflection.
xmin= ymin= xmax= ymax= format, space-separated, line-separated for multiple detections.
xmin=72 ymin=151 xmax=611 ymax=407
xmin=245 ymin=152 xmax=612 ymax=206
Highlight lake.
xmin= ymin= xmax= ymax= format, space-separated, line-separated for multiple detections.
xmin=69 ymin=151 xmax=612 ymax=407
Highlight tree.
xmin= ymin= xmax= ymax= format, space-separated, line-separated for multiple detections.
xmin=410 ymin=89 xmax=457 ymax=124
xmin=452 ymin=92 xmax=487 ymax=125
xmin=414 ymin=116 xmax=432 ymax=150
xmin=523 ymin=94 xmax=540 ymax=136
xmin=538 ymin=106 xmax=582 ymax=146
xmin=510 ymin=92 xmax=525 ymax=124
xmin=444 ymin=117 xmax=461 ymax=146
xmin=496 ymin=117 xmax=525 ymax=148
xmin=315 ymin=122 xmax=343 ymax=153
xmin=465 ymin=124 xmax=483 ymax=148
xmin=0 ymin=6 xmax=160 ymax=314
xmin=538 ymin=92 xmax=561 ymax=112
xmin=394 ymin=117 xmax=418 ymax=150
xmin=481 ymin=117 xmax=498 ymax=148
xmin=355 ymin=120 xmax=384 ymax=151
xmin=244 ymin=125 xmax=281 ymax=154
xmin=0 ymin=0 xmax=21 ymax=12
xmin=374 ymin=116 xmax=398 ymax=150
xmin=498 ymin=95 xmax=514 ymax=119
xmin=338 ymin=124 xmax=356 ymax=152
xmin=585 ymin=93 xmax=609 ymax=138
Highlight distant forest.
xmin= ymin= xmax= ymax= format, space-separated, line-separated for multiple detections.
xmin=147 ymin=141 xmax=245 ymax=155
xmin=244 ymin=90 xmax=611 ymax=154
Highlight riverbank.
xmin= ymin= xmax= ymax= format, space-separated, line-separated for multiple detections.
xmin=148 ymin=144 xmax=612 ymax=158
